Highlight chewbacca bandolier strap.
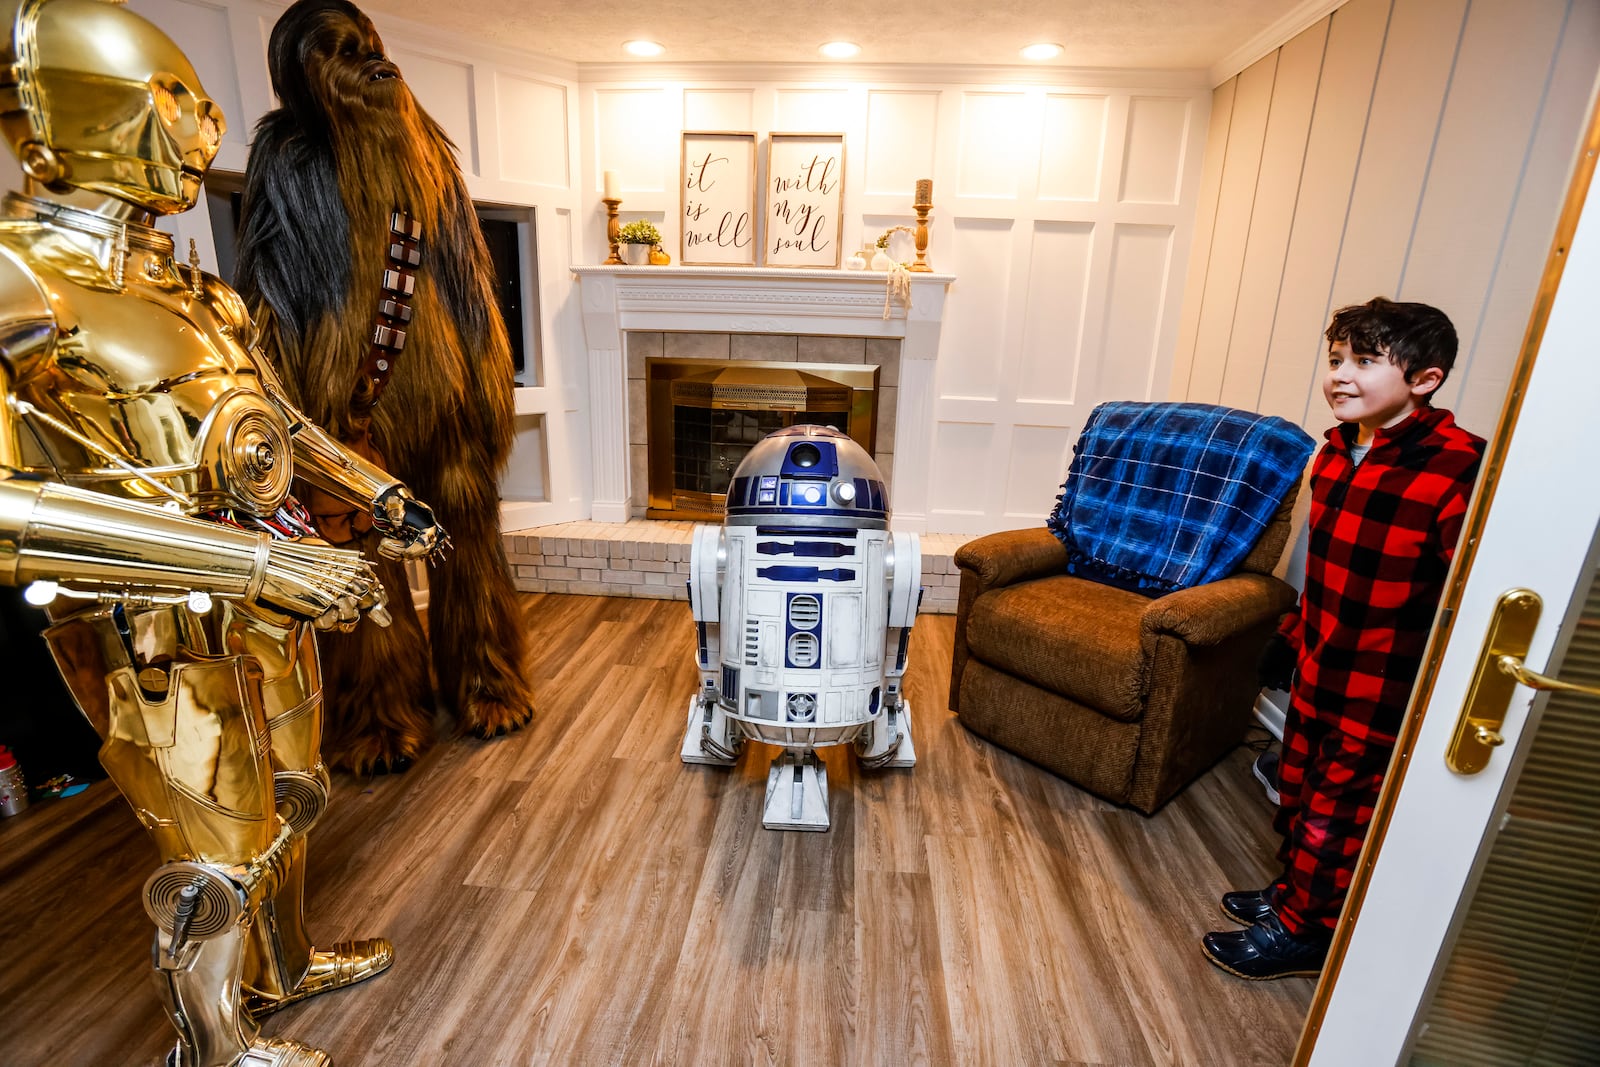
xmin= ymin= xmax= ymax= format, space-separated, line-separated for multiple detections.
xmin=354 ymin=210 xmax=421 ymax=415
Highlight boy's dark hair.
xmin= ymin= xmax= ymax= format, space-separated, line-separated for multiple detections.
xmin=1326 ymin=297 xmax=1458 ymax=390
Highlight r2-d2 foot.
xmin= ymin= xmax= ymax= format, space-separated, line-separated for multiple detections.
xmin=680 ymin=425 xmax=920 ymax=831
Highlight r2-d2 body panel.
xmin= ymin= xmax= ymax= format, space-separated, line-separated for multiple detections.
xmin=683 ymin=426 xmax=919 ymax=830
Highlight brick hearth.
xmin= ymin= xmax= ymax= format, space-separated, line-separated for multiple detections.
xmin=502 ymin=520 xmax=972 ymax=614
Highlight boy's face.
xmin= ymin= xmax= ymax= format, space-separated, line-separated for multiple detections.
xmin=1323 ymin=340 xmax=1442 ymax=440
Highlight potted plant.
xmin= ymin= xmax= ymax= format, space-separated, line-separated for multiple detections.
xmin=618 ymin=219 xmax=662 ymax=265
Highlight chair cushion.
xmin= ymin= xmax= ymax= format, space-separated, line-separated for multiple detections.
xmin=964 ymin=573 xmax=1150 ymax=722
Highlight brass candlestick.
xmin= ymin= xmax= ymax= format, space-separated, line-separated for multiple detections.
xmin=603 ymin=197 xmax=624 ymax=265
xmin=910 ymin=178 xmax=933 ymax=272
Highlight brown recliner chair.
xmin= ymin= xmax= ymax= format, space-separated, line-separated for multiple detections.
xmin=948 ymin=489 xmax=1298 ymax=815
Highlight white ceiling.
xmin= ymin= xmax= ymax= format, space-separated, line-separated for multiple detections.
xmin=359 ymin=0 xmax=1323 ymax=79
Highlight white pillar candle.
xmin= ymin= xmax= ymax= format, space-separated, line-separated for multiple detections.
xmin=603 ymin=170 xmax=619 ymax=200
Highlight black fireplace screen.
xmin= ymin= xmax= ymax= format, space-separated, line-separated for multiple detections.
xmin=672 ymin=407 xmax=849 ymax=495
xmin=647 ymin=357 xmax=878 ymax=521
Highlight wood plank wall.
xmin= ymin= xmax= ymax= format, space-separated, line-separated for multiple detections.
xmin=1171 ymin=0 xmax=1600 ymax=439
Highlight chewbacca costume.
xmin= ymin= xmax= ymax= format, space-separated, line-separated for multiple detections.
xmin=236 ymin=0 xmax=533 ymax=772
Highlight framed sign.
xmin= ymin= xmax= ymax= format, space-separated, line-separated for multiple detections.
xmin=763 ymin=132 xmax=845 ymax=268
xmin=680 ymin=131 xmax=757 ymax=266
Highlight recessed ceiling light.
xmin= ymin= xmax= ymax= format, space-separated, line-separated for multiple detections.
xmin=1020 ymin=42 xmax=1062 ymax=61
xmin=624 ymin=40 xmax=665 ymax=57
xmin=819 ymin=41 xmax=861 ymax=59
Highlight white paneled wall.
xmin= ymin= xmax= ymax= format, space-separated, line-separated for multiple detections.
xmin=1174 ymin=0 xmax=1600 ymax=443
xmin=582 ymin=75 xmax=1210 ymax=534
xmin=61 ymin=0 xmax=1217 ymax=537
xmin=123 ymin=0 xmax=591 ymax=531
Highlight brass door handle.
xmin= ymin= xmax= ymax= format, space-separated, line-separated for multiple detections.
xmin=1497 ymin=653 xmax=1600 ymax=696
xmin=1447 ymin=589 xmax=1541 ymax=775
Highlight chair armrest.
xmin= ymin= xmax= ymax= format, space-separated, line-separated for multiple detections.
xmin=949 ymin=528 xmax=1069 ymax=712
xmin=1139 ymin=572 xmax=1298 ymax=648
xmin=953 ymin=528 xmax=1069 ymax=593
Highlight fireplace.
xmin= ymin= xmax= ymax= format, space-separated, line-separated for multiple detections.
xmin=647 ymin=358 xmax=878 ymax=520
xmin=570 ymin=266 xmax=954 ymax=533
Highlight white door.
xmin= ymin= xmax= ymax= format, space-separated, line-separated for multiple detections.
xmin=1299 ymin=106 xmax=1600 ymax=1063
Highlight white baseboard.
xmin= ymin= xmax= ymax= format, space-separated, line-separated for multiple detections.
xmin=1253 ymin=691 xmax=1287 ymax=741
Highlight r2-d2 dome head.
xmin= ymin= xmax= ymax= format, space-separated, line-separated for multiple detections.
xmin=722 ymin=425 xmax=890 ymax=530
xmin=0 ymin=0 xmax=226 ymax=214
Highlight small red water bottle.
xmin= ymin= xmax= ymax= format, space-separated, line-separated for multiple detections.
xmin=0 ymin=745 xmax=28 ymax=817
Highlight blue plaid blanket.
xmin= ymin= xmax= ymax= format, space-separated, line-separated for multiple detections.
xmin=1046 ymin=402 xmax=1314 ymax=595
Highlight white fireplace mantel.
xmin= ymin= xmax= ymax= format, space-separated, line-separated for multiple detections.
xmin=572 ymin=265 xmax=955 ymax=532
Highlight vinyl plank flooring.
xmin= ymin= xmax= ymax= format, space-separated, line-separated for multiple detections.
xmin=0 ymin=594 xmax=1313 ymax=1066
xmin=855 ymin=869 xmax=956 ymax=1067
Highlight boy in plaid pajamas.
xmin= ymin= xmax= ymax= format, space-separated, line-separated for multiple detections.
xmin=1202 ymin=297 xmax=1485 ymax=981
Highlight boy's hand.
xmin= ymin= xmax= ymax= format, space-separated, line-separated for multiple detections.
xmin=1257 ymin=631 xmax=1297 ymax=691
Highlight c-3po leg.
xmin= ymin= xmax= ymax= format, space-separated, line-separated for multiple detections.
xmin=145 ymin=824 xmax=329 ymax=1067
xmin=45 ymin=607 xmax=378 ymax=1067
xmin=222 ymin=608 xmax=392 ymax=1019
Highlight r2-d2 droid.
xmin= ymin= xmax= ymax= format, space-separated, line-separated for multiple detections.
xmin=681 ymin=425 xmax=920 ymax=831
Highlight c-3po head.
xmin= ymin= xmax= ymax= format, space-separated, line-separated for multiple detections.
xmin=0 ymin=0 xmax=225 ymax=215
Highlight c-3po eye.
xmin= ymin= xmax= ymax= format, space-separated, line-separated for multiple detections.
xmin=152 ymin=83 xmax=179 ymax=124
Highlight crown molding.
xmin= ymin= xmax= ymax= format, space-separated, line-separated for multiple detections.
xmin=1207 ymin=0 xmax=1345 ymax=87
xmin=576 ymin=61 xmax=1211 ymax=92
xmin=271 ymin=0 xmax=581 ymax=81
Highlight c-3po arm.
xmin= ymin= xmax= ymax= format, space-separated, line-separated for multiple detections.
xmin=255 ymin=356 xmax=446 ymax=561
xmin=1 ymin=364 xmax=380 ymax=624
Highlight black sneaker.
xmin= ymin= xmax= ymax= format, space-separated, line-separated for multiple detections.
xmin=1201 ymin=911 xmax=1329 ymax=980
xmin=1252 ymin=748 xmax=1281 ymax=805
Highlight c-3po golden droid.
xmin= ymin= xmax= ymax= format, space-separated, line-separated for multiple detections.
xmin=0 ymin=1 xmax=445 ymax=1063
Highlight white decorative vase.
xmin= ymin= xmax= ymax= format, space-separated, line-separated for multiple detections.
xmin=871 ymin=249 xmax=895 ymax=271
xmin=621 ymin=243 xmax=651 ymax=266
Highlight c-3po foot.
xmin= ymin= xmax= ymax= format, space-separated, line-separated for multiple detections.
xmin=167 ymin=1034 xmax=332 ymax=1067
xmin=244 ymin=938 xmax=394 ymax=1018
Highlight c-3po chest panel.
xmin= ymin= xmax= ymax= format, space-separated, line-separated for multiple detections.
xmin=0 ymin=227 xmax=293 ymax=517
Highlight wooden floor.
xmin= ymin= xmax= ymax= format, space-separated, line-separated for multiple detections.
xmin=0 ymin=594 xmax=1312 ymax=1066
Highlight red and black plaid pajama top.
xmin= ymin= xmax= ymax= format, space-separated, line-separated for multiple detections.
xmin=1271 ymin=405 xmax=1484 ymax=935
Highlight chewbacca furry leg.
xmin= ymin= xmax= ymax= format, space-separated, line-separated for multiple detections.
xmin=428 ymin=502 xmax=534 ymax=738
xmin=318 ymin=547 xmax=436 ymax=773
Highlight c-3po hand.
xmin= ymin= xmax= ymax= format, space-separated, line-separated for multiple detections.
xmin=371 ymin=486 xmax=450 ymax=563
xmin=255 ymin=539 xmax=391 ymax=631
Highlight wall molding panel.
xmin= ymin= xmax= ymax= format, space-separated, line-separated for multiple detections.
xmin=1175 ymin=0 xmax=1600 ymax=447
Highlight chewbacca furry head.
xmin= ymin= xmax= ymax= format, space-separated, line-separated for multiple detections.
xmin=239 ymin=0 xmax=510 ymax=449
xmin=263 ymin=0 xmax=455 ymax=239
xmin=268 ymin=0 xmax=399 ymax=128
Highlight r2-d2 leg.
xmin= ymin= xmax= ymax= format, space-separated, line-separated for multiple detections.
xmin=681 ymin=525 xmax=740 ymax=766
xmin=857 ymin=530 xmax=920 ymax=769
xmin=762 ymin=750 xmax=830 ymax=831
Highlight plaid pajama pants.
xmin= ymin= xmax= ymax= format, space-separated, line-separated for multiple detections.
xmin=1267 ymin=709 xmax=1398 ymax=936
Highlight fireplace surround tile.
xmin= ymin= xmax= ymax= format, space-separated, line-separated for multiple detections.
xmin=731 ymin=334 xmax=798 ymax=361
xmin=663 ymin=332 xmax=730 ymax=361
xmin=866 ymin=338 xmax=901 ymax=387
xmin=799 ymin=335 xmax=867 ymax=363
